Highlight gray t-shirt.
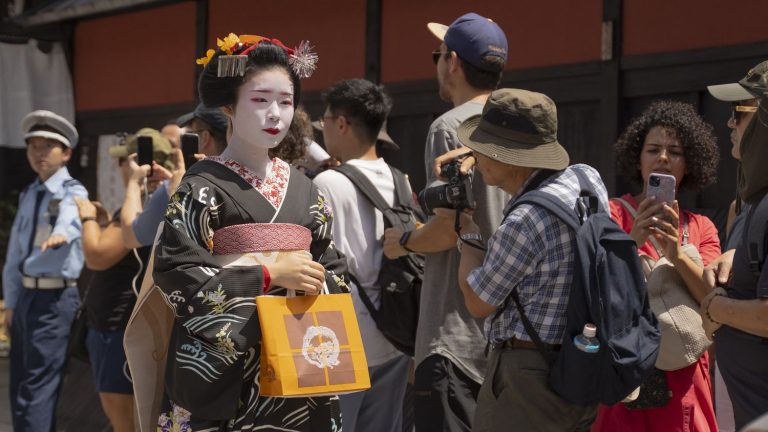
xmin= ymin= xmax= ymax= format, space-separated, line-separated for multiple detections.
xmin=417 ymin=100 xmax=510 ymax=383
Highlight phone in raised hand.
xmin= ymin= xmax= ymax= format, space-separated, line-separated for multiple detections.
xmin=181 ymin=133 xmax=199 ymax=169
xmin=137 ymin=136 xmax=154 ymax=176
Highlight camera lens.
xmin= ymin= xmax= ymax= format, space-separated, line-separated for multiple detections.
xmin=418 ymin=185 xmax=452 ymax=215
xmin=649 ymin=176 xmax=660 ymax=187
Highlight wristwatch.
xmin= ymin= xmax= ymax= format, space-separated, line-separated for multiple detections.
xmin=457 ymin=232 xmax=483 ymax=253
xmin=399 ymin=231 xmax=414 ymax=253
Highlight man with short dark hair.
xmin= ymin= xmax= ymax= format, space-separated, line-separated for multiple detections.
xmin=313 ymin=79 xmax=413 ymax=432
xmin=454 ymin=88 xmax=605 ymax=431
xmin=383 ymin=12 xmax=509 ymax=432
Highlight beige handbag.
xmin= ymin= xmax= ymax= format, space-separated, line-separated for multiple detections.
xmin=614 ymin=198 xmax=712 ymax=371
xmin=124 ymin=226 xmax=172 ymax=432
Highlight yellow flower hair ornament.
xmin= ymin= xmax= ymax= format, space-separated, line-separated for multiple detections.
xmin=196 ymin=33 xmax=318 ymax=79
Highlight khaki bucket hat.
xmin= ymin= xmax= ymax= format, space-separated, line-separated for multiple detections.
xmin=457 ymin=88 xmax=569 ymax=170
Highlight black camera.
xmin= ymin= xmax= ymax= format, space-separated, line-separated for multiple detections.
xmin=418 ymin=160 xmax=475 ymax=215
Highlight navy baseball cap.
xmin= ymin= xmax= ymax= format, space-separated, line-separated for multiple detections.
xmin=177 ymin=103 xmax=229 ymax=136
xmin=428 ymin=13 xmax=508 ymax=72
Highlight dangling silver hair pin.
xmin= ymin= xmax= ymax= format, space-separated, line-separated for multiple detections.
xmin=217 ymin=54 xmax=247 ymax=77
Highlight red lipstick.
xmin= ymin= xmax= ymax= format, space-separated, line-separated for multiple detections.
xmin=263 ymin=128 xmax=280 ymax=135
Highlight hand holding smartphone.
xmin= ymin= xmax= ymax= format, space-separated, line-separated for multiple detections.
xmin=137 ymin=136 xmax=154 ymax=176
xmin=181 ymin=133 xmax=199 ymax=169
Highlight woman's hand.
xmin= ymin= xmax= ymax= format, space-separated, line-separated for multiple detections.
xmin=628 ymin=197 xmax=666 ymax=248
xmin=266 ymin=251 xmax=326 ymax=295
xmin=75 ymin=197 xmax=97 ymax=220
xmin=649 ymin=201 xmax=682 ymax=261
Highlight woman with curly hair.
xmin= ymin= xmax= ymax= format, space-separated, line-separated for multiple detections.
xmin=592 ymin=100 xmax=720 ymax=431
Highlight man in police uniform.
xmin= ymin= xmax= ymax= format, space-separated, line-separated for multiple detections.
xmin=2 ymin=110 xmax=88 ymax=431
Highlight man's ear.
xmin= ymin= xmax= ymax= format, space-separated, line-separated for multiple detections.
xmin=448 ymin=51 xmax=461 ymax=74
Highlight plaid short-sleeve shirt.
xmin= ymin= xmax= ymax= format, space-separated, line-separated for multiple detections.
xmin=467 ymin=164 xmax=609 ymax=344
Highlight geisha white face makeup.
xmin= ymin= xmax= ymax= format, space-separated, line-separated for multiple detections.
xmin=229 ymin=67 xmax=295 ymax=150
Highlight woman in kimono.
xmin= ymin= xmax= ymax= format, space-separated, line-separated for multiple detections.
xmin=153 ymin=34 xmax=347 ymax=431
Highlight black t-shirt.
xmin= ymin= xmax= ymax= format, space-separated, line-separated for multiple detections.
xmin=84 ymin=212 xmax=152 ymax=331
xmin=728 ymin=205 xmax=768 ymax=301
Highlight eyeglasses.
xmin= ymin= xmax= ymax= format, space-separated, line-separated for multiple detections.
xmin=432 ymin=50 xmax=444 ymax=65
xmin=731 ymin=103 xmax=758 ymax=124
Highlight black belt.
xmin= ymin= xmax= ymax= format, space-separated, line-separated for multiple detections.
xmin=492 ymin=337 xmax=561 ymax=351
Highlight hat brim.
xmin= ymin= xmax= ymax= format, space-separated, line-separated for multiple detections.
xmin=176 ymin=112 xmax=195 ymax=127
xmin=427 ymin=22 xmax=447 ymax=42
xmin=707 ymin=83 xmax=757 ymax=102
xmin=457 ymin=115 xmax=569 ymax=171
xmin=108 ymin=145 xmax=130 ymax=158
xmin=24 ymin=131 xmax=71 ymax=148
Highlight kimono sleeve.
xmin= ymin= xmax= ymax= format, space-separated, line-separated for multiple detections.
xmin=308 ymin=186 xmax=350 ymax=292
xmin=153 ymin=178 xmax=266 ymax=355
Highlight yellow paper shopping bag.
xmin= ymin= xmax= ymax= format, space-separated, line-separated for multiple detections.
xmin=256 ymin=293 xmax=370 ymax=397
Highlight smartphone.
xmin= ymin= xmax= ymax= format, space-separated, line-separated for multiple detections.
xmin=181 ymin=133 xmax=199 ymax=168
xmin=137 ymin=136 xmax=154 ymax=176
xmin=647 ymin=173 xmax=676 ymax=204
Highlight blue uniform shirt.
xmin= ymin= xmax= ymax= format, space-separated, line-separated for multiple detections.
xmin=2 ymin=166 xmax=88 ymax=309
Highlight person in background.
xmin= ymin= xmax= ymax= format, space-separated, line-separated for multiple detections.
xmin=703 ymin=60 xmax=764 ymax=432
xmin=161 ymin=121 xmax=183 ymax=149
xmin=120 ymin=108 xmax=229 ymax=249
xmin=593 ymin=100 xmax=720 ymax=432
xmin=2 ymin=110 xmax=88 ymax=431
xmin=73 ymin=132 xmax=178 ymax=432
xmin=314 ymin=79 xmax=412 ymax=432
xmin=703 ymin=60 xmax=768 ymax=429
xmin=382 ymin=13 xmax=509 ymax=432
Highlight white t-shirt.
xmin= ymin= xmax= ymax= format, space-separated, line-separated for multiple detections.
xmin=313 ymin=158 xmax=402 ymax=366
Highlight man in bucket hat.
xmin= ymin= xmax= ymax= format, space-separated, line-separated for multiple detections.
xmin=451 ymin=88 xmax=607 ymax=431
xmin=382 ymin=13 xmax=509 ymax=431
xmin=3 ymin=109 xmax=88 ymax=431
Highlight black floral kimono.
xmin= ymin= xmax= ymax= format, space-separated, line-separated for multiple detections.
xmin=154 ymin=157 xmax=347 ymax=432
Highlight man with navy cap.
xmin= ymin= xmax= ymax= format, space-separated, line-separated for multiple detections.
xmin=2 ymin=109 xmax=88 ymax=431
xmin=383 ymin=12 xmax=509 ymax=432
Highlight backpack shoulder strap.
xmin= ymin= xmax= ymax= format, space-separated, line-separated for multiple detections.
xmin=746 ymin=194 xmax=768 ymax=276
xmin=388 ymin=165 xmax=413 ymax=208
xmin=512 ymin=191 xmax=581 ymax=232
xmin=333 ymin=164 xmax=391 ymax=213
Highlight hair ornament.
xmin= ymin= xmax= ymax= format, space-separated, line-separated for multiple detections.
xmin=289 ymin=40 xmax=319 ymax=79
xmin=197 ymin=33 xmax=318 ymax=79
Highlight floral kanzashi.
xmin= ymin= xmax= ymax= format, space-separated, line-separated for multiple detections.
xmin=217 ymin=33 xmax=240 ymax=55
xmin=196 ymin=48 xmax=216 ymax=66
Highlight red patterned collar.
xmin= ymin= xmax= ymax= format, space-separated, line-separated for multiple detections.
xmin=206 ymin=156 xmax=290 ymax=209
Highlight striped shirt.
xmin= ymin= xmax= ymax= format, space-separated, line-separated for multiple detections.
xmin=467 ymin=164 xmax=609 ymax=344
